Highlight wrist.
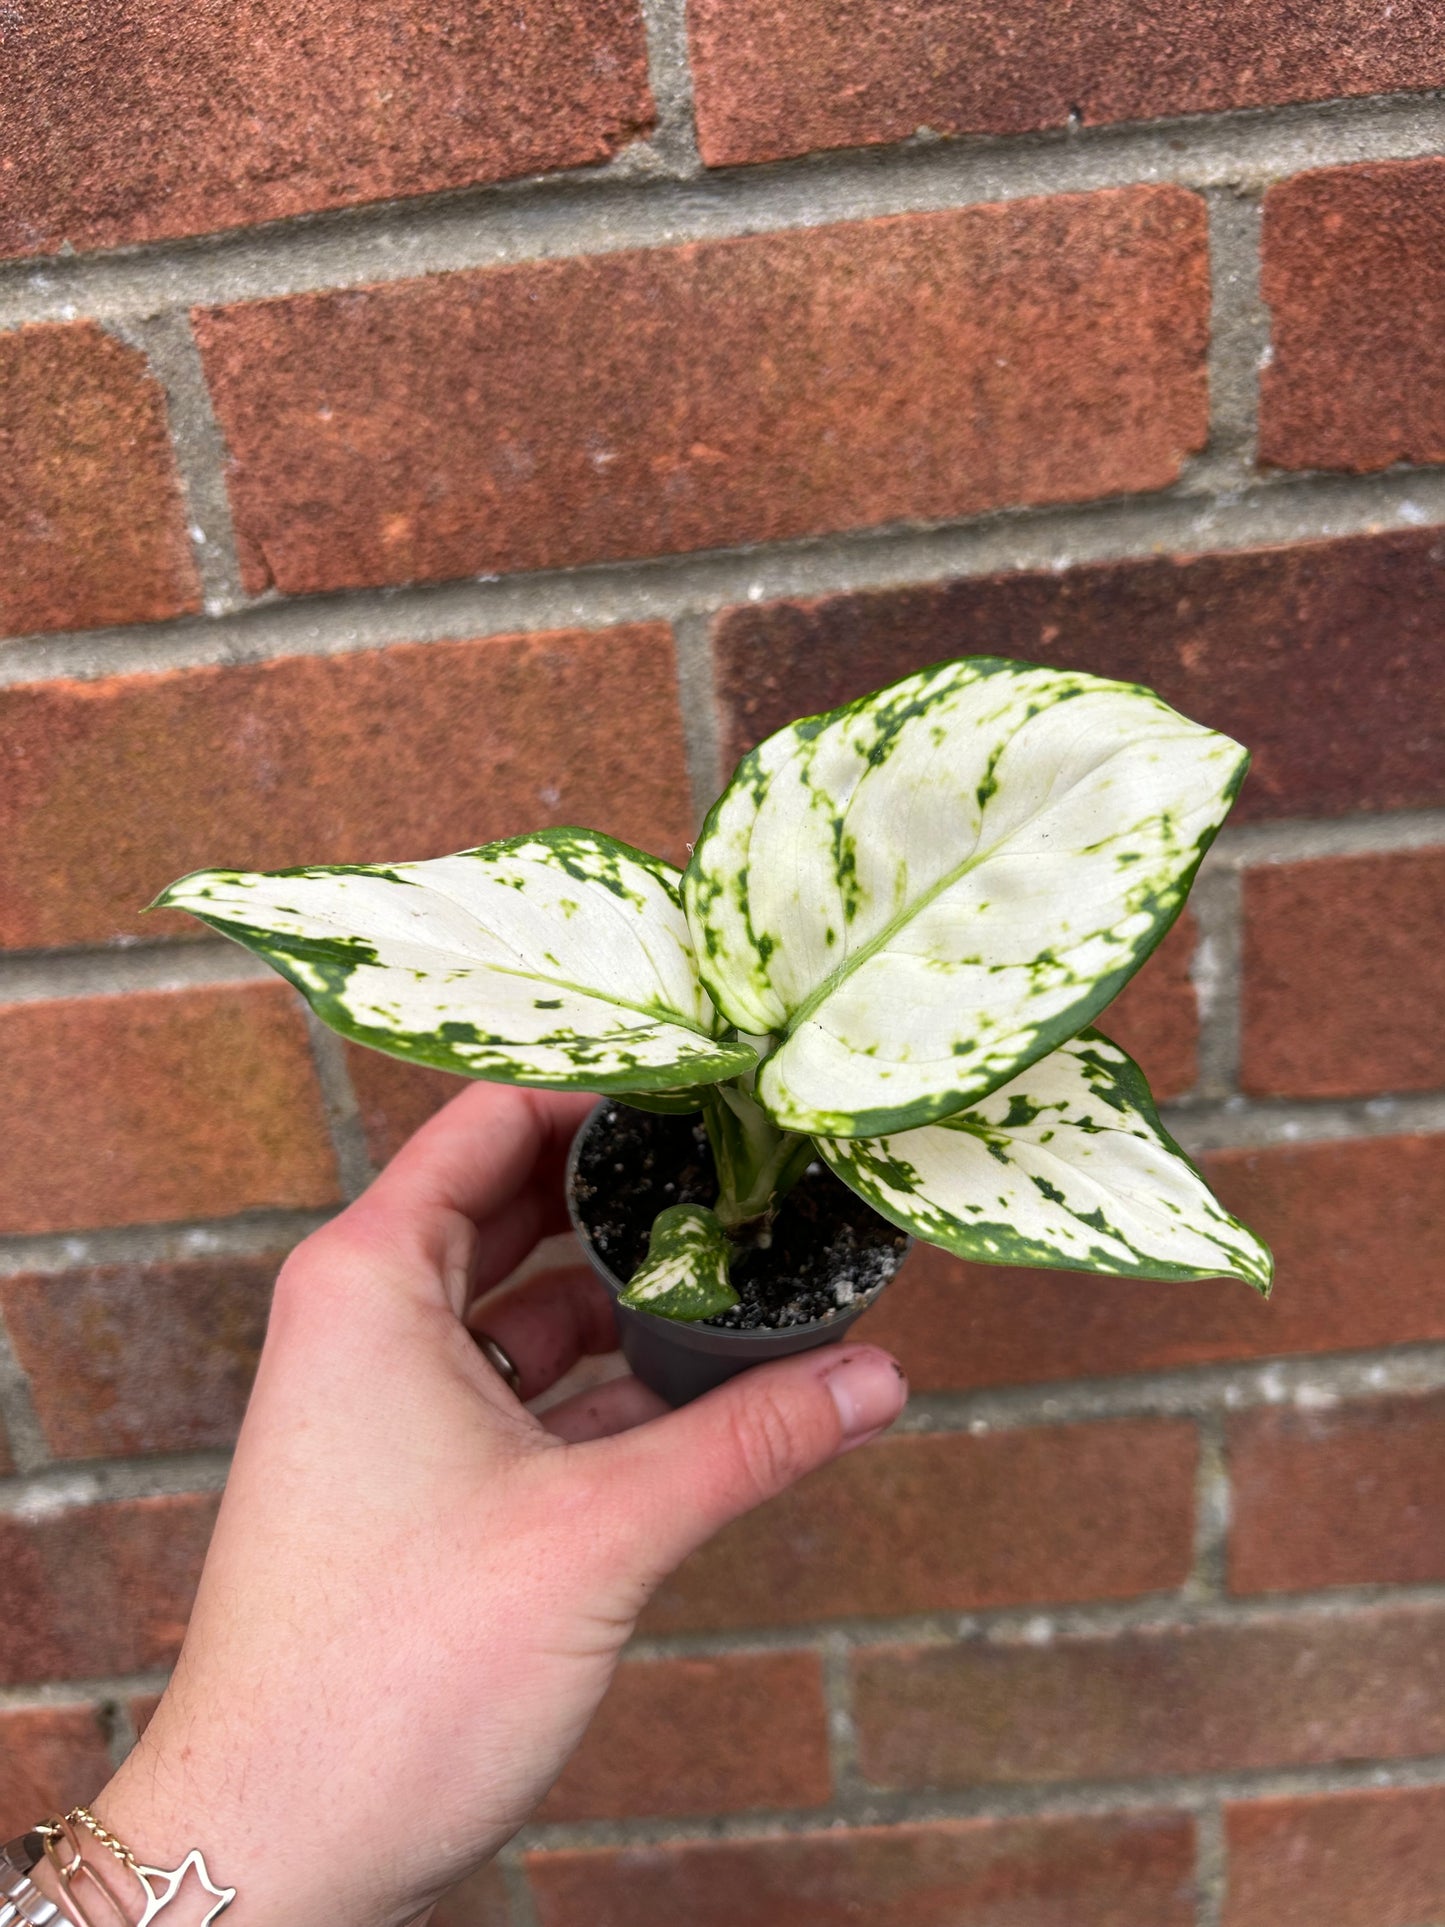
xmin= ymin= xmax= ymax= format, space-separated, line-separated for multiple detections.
xmin=79 ymin=1758 xmax=270 ymax=1927
xmin=26 ymin=1802 xmax=239 ymax=1927
xmin=86 ymin=1698 xmax=409 ymax=1927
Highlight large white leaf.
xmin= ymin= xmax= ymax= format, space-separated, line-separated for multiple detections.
xmin=818 ymin=1031 xmax=1272 ymax=1289
xmin=155 ymin=829 xmax=756 ymax=1093
xmin=686 ymin=657 xmax=1248 ymax=1137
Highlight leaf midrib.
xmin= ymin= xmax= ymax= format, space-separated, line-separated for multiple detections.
xmin=216 ymin=911 xmax=726 ymax=1045
xmin=778 ymin=819 xmax=1003 ymax=1038
xmin=778 ymin=738 xmax=1184 ymax=1042
xmin=475 ymin=959 xmax=726 ymax=1041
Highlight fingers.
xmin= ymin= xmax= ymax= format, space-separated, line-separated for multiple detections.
xmin=468 ymin=1265 xmax=619 ymax=1402
xmin=336 ymin=1084 xmax=594 ymax=1307
xmin=540 ymin=1374 xmax=668 ymax=1442
xmin=379 ymin=1082 xmax=593 ymax=1235
xmin=593 ymin=1345 xmax=908 ymax=1579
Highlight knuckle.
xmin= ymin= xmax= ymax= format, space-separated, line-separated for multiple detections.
xmin=269 ymin=1213 xmax=374 ymax=1317
xmin=267 ymin=1242 xmax=335 ymax=1328
xmin=729 ymin=1385 xmax=816 ymax=1500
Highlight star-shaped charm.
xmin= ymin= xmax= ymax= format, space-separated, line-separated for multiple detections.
xmin=132 ymin=1850 xmax=236 ymax=1926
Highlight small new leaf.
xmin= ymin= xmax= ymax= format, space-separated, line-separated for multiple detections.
xmin=155 ymin=828 xmax=756 ymax=1095
xmin=818 ymin=1030 xmax=1273 ymax=1291
xmin=686 ymin=658 xmax=1248 ymax=1137
xmin=617 ymin=1204 xmax=740 ymax=1321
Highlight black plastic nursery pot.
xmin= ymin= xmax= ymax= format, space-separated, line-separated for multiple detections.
xmin=566 ymin=1099 xmax=911 ymax=1407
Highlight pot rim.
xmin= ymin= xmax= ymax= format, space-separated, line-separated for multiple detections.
xmin=565 ymin=1098 xmax=909 ymax=1349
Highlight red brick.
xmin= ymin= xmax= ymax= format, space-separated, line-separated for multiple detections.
xmin=537 ymin=1652 xmax=830 ymax=1822
xmin=1224 ymin=1787 xmax=1445 ymax=1927
xmin=862 ymin=1135 xmax=1445 ymax=1391
xmin=196 ymin=190 xmax=1209 ymax=598
xmin=853 ymin=1602 xmax=1445 ymax=1787
xmin=1261 ymin=160 xmax=1445 ymax=472
xmin=689 ymin=0 xmax=1445 ymax=167
xmin=1241 ymin=849 xmax=1445 ymax=1097
xmin=0 ymin=624 xmax=692 ymax=950
xmin=712 ymin=527 xmax=1445 ymax=823
xmin=0 ymin=1704 xmax=113 ymax=1837
xmin=432 ymin=1864 xmax=514 ymax=1927
xmin=346 ymin=1050 xmax=468 ymax=1168
xmin=0 ymin=984 xmax=339 ymax=1236
xmin=0 ymin=322 xmax=197 ymax=639
xmin=1 ymin=1 xmax=652 ymax=258
xmin=527 ymin=1813 xmax=1197 ymax=1927
xmin=1 ymin=1255 xmax=282 ymax=1458
xmin=642 ymin=1421 xmax=1195 ymax=1635
xmin=0 ymin=1492 xmax=217 ymax=1686
xmin=1229 ymin=1391 xmax=1445 ymax=1595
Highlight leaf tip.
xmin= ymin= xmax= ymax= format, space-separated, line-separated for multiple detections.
xmin=1241 ymin=1235 xmax=1275 ymax=1300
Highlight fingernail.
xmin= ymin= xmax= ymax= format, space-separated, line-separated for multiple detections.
xmin=824 ymin=1350 xmax=908 ymax=1440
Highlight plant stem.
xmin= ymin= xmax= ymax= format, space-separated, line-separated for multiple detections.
xmin=702 ymin=1083 xmax=814 ymax=1232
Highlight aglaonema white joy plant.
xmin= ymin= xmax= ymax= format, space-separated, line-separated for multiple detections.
xmin=156 ymin=657 xmax=1273 ymax=1321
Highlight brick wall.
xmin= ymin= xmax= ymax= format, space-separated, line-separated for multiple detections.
xmin=2 ymin=8 xmax=1443 ymax=1923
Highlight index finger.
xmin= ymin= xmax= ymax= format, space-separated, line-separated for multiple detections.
xmin=369 ymin=1080 xmax=595 ymax=1241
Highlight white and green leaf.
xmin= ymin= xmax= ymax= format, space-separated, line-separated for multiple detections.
xmin=155 ymin=829 xmax=756 ymax=1094
xmin=817 ymin=1030 xmax=1272 ymax=1291
xmin=686 ymin=657 xmax=1248 ymax=1138
xmin=617 ymin=1204 xmax=739 ymax=1320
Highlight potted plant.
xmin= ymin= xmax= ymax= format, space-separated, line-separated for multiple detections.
xmin=157 ymin=655 xmax=1272 ymax=1404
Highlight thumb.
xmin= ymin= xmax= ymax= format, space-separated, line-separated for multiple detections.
xmin=600 ymin=1344 xmax=908 ymax=1579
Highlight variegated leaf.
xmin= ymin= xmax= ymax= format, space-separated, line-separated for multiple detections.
xmin=155 ymin=829 xmax=756 ymax=1094
xmin=818 ymin=1031 xmax=1272 ymax=1290
xmin=686 ymin=657 xmax=1248 ymax=1137
xmin=617 ymin=1204 xmax=739 ymax=1320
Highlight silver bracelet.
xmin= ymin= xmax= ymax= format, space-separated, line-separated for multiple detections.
xmin=0 ymin=1833 xmax=77 ymax=1927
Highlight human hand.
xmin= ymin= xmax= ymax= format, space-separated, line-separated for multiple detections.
xmin=83 ymin=1084 xmax=908 ymax=1926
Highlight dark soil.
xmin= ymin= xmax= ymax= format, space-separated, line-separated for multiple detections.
xmin=572 ymin=1101 xmax=909 ymax=1331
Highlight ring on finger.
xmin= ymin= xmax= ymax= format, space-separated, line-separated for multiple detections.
xmin=474 ymin=1330 xmax=523 ymax=1397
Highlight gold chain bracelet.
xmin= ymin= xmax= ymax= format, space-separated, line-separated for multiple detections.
xmin=38 ymin=1811 xmax=235 ymax=1927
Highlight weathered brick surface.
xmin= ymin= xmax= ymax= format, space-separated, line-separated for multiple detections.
xmin=1261 ymin=159 xmax=1445 ymax=472
xmin=1 ymin=1 xmax=653 ymax=258
xmin=0 ymin=625 xmax=692 ymax=950
xmin=712 ymin=528 xmax=1445 ymax=822
xmin=196 ymin=191 xmax=1209 ymax=597
xmin=6 ymin=9 xmax=1445 ymax=1888
xmin=0 ymin=1704 xmax=114 ymax=1837
xmin=852 ymin=1604 xmax=1445 ymax=1787
xmin=862 ymin=1135 xmax=1445 ymax=1390
xmin=526 ymin=1813 xmax=1197 ymax=1927
xmin=537 ymin=1653 xmax=830 ymax=1822
xmin=2 ymin=1255 xmax=282 ymax=1459
xmin=1241 ymin=849 xmax=1445 ymax=1097
xmin=432 ymin=1864 xmax=514 ymax=1927
xmin=0 ymin=984 xmax=339 ymax=1236
xmin=0 ymin=322 xmax=197 ymax=639
xmin=1224 ymin=1787 xmax=1445 ymax=1927
xmin=641 ymin=1421 xmax=1195 ymax=1635
xmin=346 ymin=1050 xmax=468 ymax=1168
xmin=689 ymin=0 xmax=1445 ymax=166
xmin=0 ymin=1493 xmax=218 ymax=1686
xmin=1229 ymin=1391 xmax=1445 ymax=1595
